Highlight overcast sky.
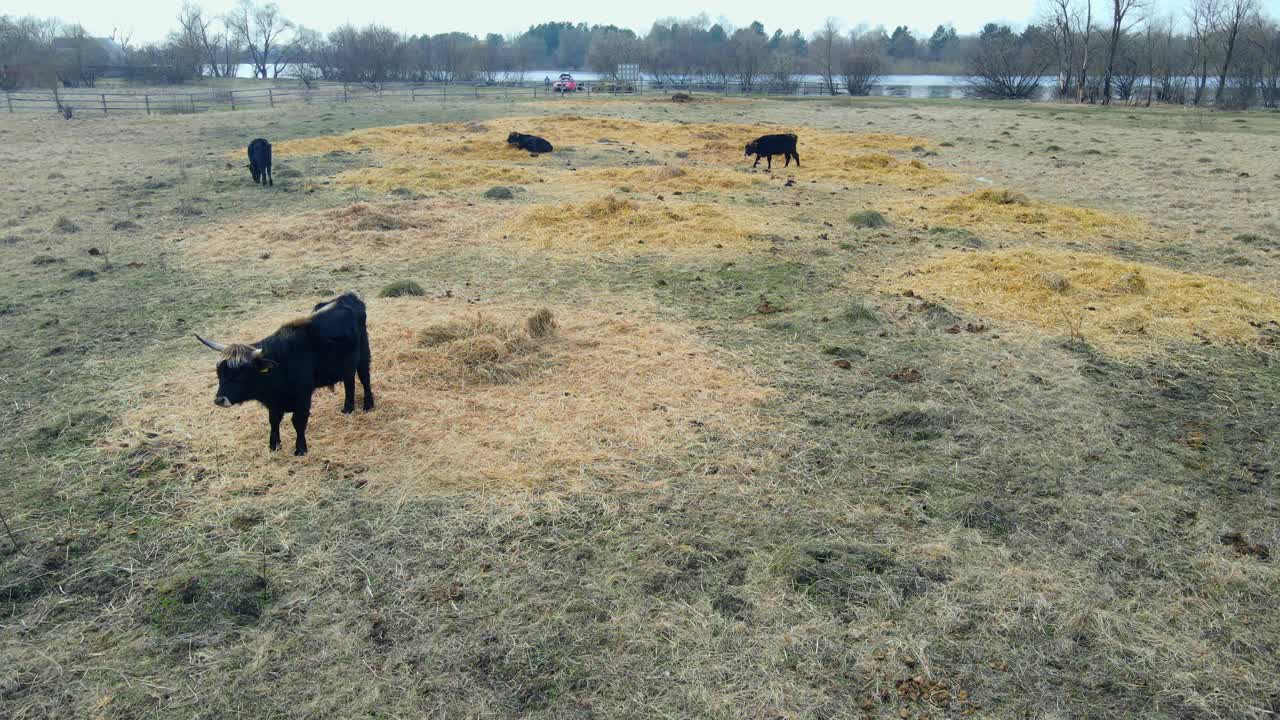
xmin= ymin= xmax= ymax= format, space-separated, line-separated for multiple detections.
xmin=10 ymin=0 xmax=1279 ymax=44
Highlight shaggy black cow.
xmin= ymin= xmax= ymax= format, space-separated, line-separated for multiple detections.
xmin=247 ymin=138 xmax=273 ymax=186
xmin=196 ymin=292 xmax=374 ymax=456
xmin=745 ymin=133 xmax=800 ymax=170
xmin=507 ymin=131 xmax=553 ymax=154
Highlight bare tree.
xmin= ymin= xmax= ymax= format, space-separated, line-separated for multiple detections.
xmin=1212 ymin=0 xmax=1260 ymax=105
xmin=1077 ymin=0 xmax=1094 ymax=101
xmin=224 ymin=0 xmax=292 ymax=80
xmin=174 ymin=3 xmax=218 ymax=77
xmin=1101 ymin=0 xmax=1144 ymax=104
xmin=967 ymin=23 xmax=1052 ymax=98
xmin=1045 ymin=0 xmax=1078 ymax=97
xmin=812 ymin=18 xmax=842 ymax=95
xmin=840 ymin=40 xmax=884 ymax=95
xmin=1189 ymin=0 xmax=1219 ymax=104
xmin=729 ymin=26 xmax=769 ymax=91
xmin=1253 ymin=19 xmax=1280 ymax=107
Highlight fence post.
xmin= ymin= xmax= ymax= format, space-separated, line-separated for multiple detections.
xmin=101 ymin=94 xmax=107 ymax=115
xmin=191 ymin=94 xmax=197 ymax=113
xmin=268 ymin=88 xmax=274 ymax=108
xmin=474 ymin=86 xmax=478 ymax=100
xmin=230 ymin=91 xmax=236 ymax=111
xmin=145 ymin=94 xmax=150 ymax=115
xmin=343 ymin=86 xmax=348 ymax=103
xmin=411 ymin=88 xmax=416 ymax=102
xmin=442 ymin=84 xmax=447 ymax=104
xmin=5 ymin=92 xmax=12 ymax=113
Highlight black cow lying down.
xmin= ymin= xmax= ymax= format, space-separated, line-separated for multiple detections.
xmin=247 ymin=137 xmax=273 ymax=186
xmin=196 ymin=292 xmax=374 ymax=456
xmin=507 ymin=131 xmax=553 ymax=154
xmin=745 ymin=133 xmax=800 ymax=170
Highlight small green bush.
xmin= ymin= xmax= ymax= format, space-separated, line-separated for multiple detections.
xmin=849 ymin=211 xmax=889 ymax=229
xmin=379 ymin=280 xmax=426 ymax=298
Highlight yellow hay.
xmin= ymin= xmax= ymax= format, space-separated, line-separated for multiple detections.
xmin=502 ymin=197 xmax=771 ymax=252
xmin=803 ymin=153 xmax=952 ymax=188
xmin=571 ymin=165 xmax=758 ymax=192
xmin=183 ymin=201 xmax=511 ymax=269
xmin=334 ymin=162 xmax=540 ymax=192
xmin=900 ymin=248 xmax=1280 ymax=357
xmin=270 ymin=116 xmax=927 ymax=169
xmin=891 ymin=189 xmax=1152 ymax=242
xmin=112 ymin=299 xmax=769 ymax=499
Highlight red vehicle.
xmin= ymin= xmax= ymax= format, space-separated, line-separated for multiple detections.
xmin=553 ymin=73 xmax=581 ymax=93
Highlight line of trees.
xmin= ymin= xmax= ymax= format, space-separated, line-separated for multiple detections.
xmin=3 ymin=1 xmax=1279 ymax=107
xmin=1025 ymin=0 xmax=1280 ymax=106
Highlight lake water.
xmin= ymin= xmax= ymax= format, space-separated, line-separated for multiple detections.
xmin=219 ymin=63 xmax=978 ymax=97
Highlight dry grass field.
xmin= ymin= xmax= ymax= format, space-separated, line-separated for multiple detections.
xmin=1 ymin=94 xmax=1278 ymax=719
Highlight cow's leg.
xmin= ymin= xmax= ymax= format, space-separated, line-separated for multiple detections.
xmin=752 ymin=155 xmax=760 ymax=168
xmin=793 ymin=150 xmax=800 ymax=167
xmin=358 ymin=363 xmax=375 ymax=411
xmin=341 ymin=371 xmax=356 ymax=414
xmin=291 ymin=397 xmax=311 ymax=456
xmin=766 ymin=155 xmax=773 ymax=171
xmin=268 ymin=407 xmax=284 ymax=451
xmin=266 ymin=166 xmax=273 ymax=186
xmin=784 ymin=153 xmax=791 ymax=167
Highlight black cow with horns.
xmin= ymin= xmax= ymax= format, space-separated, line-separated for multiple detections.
xmin=247 ymin=137 xmax=273 ymax=186
xmin=745 ymin=133 xmax=800 ymax=170
xmin=196 ymin=292 xmax=374 ymax=456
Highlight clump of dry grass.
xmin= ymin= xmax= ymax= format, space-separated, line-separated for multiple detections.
xmin=1039 ymin=271 xmax=1071 ymax=292
xmin=963 ymin=188 xmax=1030 ymax=206
xmin=417 ymin=309 xmax=557 ymax=383
xmin=111 ymin=298 xmax=769 ymax=497
xmin=502 ymin=198 xmax=770 ymax=253
xmin=891 ymin=190 xmax=1152 ymax=243
xmin=183 ymin=200 xmax=512 ymax=268
xmin=335 ymin=162 xmax=539 ymax=193
xmin=898 ymin=248 xmax=1280 ymax=357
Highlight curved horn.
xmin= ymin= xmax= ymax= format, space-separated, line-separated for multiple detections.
xmin=252 ymin=347 xmax=264 ymax=358
xmin=195 ymin=334 xmax=227 ymax=353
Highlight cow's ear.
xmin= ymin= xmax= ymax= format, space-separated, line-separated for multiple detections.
xmin=256 ymin=357 xmax=278 ymax=372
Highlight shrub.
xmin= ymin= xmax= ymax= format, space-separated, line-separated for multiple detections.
xmin=379 ymin=280 xmax=426 ymax=298
xmin=526 ymin=308 xmax=558 ymax=338
xmin=52 ymin=216 xmax=80 ymax=234
xmin=849 ymin=210 xmax=889 ymax=228
xmin=483 ymin=186 xmax=515 ymax=200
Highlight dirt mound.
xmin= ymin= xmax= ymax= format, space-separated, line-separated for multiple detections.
xmin=805 ymin=153 xmax=952 ymax=188
xmin=335 ymin=162 xmax=539 ymax=193
xmin=111 ymin=299 xmax=769 ymax=498
xmin=897 ymin=248 xmax=1280 ymax=357
xmin=572 ymin=166 xmax=755 ymax=192
xmin=503 ymin=198 xmax=770 ymax=252
xmin=891 ymin=190 xmax=1152 ymax=243
xmin=183 ymin=201 xmax=511 ymax=269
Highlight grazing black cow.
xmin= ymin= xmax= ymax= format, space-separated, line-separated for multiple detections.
xmin=247 ymin=138 xmax=273 ymax=186
xmin=196 ymin=292 xmax=374 ymax=456
xmin=745 ymin=133 xmax=800 ymax=171
xmin=507 ymin=131 xmax=554 ymax=154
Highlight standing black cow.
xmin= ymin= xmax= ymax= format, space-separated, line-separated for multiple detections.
xmin=745 ymin=133 xmax=800 ymax=170
xmin=196 ymin=292 xmax=374 ymax=456
xmin=247 ymin=138 xmax=273 ymax=186
xmin=507 ymin=131 xmax=554 ymax=154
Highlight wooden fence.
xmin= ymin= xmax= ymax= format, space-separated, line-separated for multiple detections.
xmin=0 ymin=83 xmax=564 ymax=116
xmin=1 ymin=80 xmax=983 ymax=116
